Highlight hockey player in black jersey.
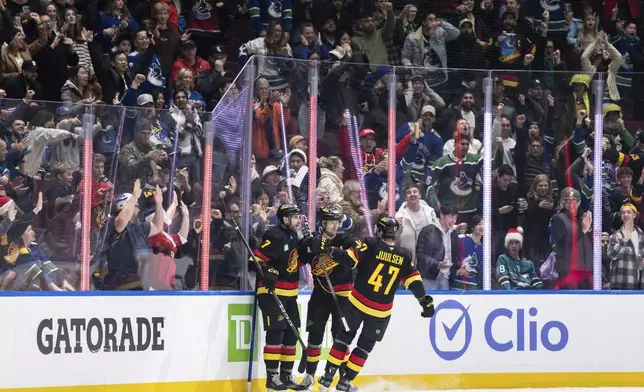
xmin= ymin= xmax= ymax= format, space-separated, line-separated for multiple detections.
xmin=299 ymin=207 xmax=360 ymax=390
xmin=317 ymin=217 xmax=435 ymax=392
xmin=252 ymin=204 xmax=311 ymax=392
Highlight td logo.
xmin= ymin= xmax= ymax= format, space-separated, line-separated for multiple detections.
xmin=227 ymin=304 xmax=259 ymax=362
xmin=429 ymin=300 xmax=569 ymax=361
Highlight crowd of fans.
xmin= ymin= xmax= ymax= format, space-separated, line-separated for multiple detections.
xmin=0 ymin=0 xmax=643 ymax=291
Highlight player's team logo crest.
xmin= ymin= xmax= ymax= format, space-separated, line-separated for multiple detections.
xmin=286 ymin=249 xmax=299 ymax=273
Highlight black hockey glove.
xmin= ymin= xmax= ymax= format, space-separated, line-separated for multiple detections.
xmin=303 ymin=235 xmax=325 ymax=254
xmin=418 ymin=295 xmax=435 ymax=318
xmin=261 ymin=264 xmax=279 ymax=290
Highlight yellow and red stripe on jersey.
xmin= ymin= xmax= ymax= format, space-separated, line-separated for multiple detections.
xmin=263 ymin=345 xmax=281 ymax=362
xmin=280 ymin=346 xmax=296 ymax=362
xmin=306 ymin=346 xmax=322 ymax=363
xmin=318 ymin=281 xmax=353 ymax=297
xmin=346 ymin=353 xmax=367 ymax=373
xmin=328 ymin=347 xmax=346 ymax=366
xmin=348 ymin=289 xmax=393 ymax=318
xmin=402 ymin=271 xmax=422 ymax=289
xmin=257 ymin=280 xmax=299 ymax=296
xmin=252 ymin=249 xmax=269 ymax=263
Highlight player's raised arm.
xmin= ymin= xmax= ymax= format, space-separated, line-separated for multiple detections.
xmin=400 ymin=258 xmax=435 ymax=318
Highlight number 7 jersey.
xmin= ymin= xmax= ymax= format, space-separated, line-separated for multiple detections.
xmin=348 ymin=237 xmax=423 ymax=319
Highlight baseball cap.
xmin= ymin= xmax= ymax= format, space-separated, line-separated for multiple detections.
xmin=289 ymin=135 xmax=306 ymax=150
xmin=211 ymin=44 xmax=226 ymax=57
xmin=137 ymin=94 xmax=154 ymax=106
xmin=22 ymin=60 xmax=37 ymax=73
xmin=421 ymin=105 xmax=436 ymax=116
xmin=262 ymin=165 xmax=281 ymax=178
xmin=181 ymin=39 xmax=196 ymax=49
xmin=360 ymin=128 xmax=376 ymax=138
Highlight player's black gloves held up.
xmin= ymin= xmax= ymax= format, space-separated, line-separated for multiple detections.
xmin=418 ymin=295 xmax=435 ymax=318
xmin=261 ymin=264 xmax=279 ymax=290
xmin=302 ymin=235 xmax=325 ymax=254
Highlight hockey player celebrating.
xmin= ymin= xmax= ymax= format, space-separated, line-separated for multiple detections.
xmin=317 ymin=217 xmax=435 ymax=392
xmin=251 ymin=203 xmax=311 ymax=392
xmin=300 ymin=207 xmax=360 ymax=390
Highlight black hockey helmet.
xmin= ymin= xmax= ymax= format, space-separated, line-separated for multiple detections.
xmin=376 ymin=217 xmax=399 ymax=240
xmin=319 ymin=207 xmax=342 ymax=222
xmin=277 ymin=203 xmax=301 ymax=223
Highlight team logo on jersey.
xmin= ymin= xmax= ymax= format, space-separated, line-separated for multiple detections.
xmin=311 ymin=253 xmax=339 ymax=276
xmin=286 ymin=249 xmax=299 ymax=273
xmin=450 ymin=171 xmax=474 ymax=197
xmin=193 ymin=0 xmax=213 ymax=19
xmin=540 ymin=0 xmax=561 ymax=12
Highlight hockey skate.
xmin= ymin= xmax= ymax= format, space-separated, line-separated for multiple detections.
xmin=299 ymin=374 xmax=315 ymax=391
xmin=318 ymin=368 xmax=336 ymax=392
xmin=335 ymin=377 xmax=358 ymax=392
xmin=280 ymin=373 xmax=308 ymax=391
xmin=266 ymin=372 xmax=287 ymax=391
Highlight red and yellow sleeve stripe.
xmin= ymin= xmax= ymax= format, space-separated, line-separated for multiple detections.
xmin=252 ymin=249 xmax=269 ymax=263
xmin=402 ymin=271 xmax=422 ymax=289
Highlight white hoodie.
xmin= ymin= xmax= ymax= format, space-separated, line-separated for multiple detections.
xmin=395 ymin=200 xmax=439 ymax=263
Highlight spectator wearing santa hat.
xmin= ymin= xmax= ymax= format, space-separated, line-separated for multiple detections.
xmin=496 ymin=227 xmax=544 ymax=290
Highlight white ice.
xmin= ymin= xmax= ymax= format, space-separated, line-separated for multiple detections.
xmin=391 ymin=389 xmax=644 ymax=392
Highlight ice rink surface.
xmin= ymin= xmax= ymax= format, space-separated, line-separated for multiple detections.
xmin=391 ymin=390 xmax=644 ymax=392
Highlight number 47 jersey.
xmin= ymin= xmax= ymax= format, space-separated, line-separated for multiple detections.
xmin=347 ymin=237 xmax=423 ymax=319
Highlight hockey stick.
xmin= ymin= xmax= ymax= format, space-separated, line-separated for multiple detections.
xmin=301 ymin=215 xmax=350 ymax=333
xmin=219 ymin=198 xmax=308 ymax=374
xmin=246 ymin=286 xmax=259 ymax=392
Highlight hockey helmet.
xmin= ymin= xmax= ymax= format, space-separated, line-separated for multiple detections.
xmin=277 ymin=203 xmax=301 ymax=222
xmin=319 ymin=207 xmax=342 ymax=222
xmin=376 ymin=216 xmax=399 ymax=240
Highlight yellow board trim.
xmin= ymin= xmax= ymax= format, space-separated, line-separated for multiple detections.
xmin=6 ymin=372 xmax=644 ymax=392
xmin=5 ymin=372 xmax=644 ymax=391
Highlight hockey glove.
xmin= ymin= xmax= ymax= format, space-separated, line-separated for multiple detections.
xmin=261 ymin=264 xmax=279 ymax=290
xmin=303 ymin=235 xmax=325 ymax=254
xmin=418 ymin=295 xmax=435 ymax=318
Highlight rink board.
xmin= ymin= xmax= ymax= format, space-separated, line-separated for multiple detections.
xmin=1 ymin=291 xmax=643 ymax=391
